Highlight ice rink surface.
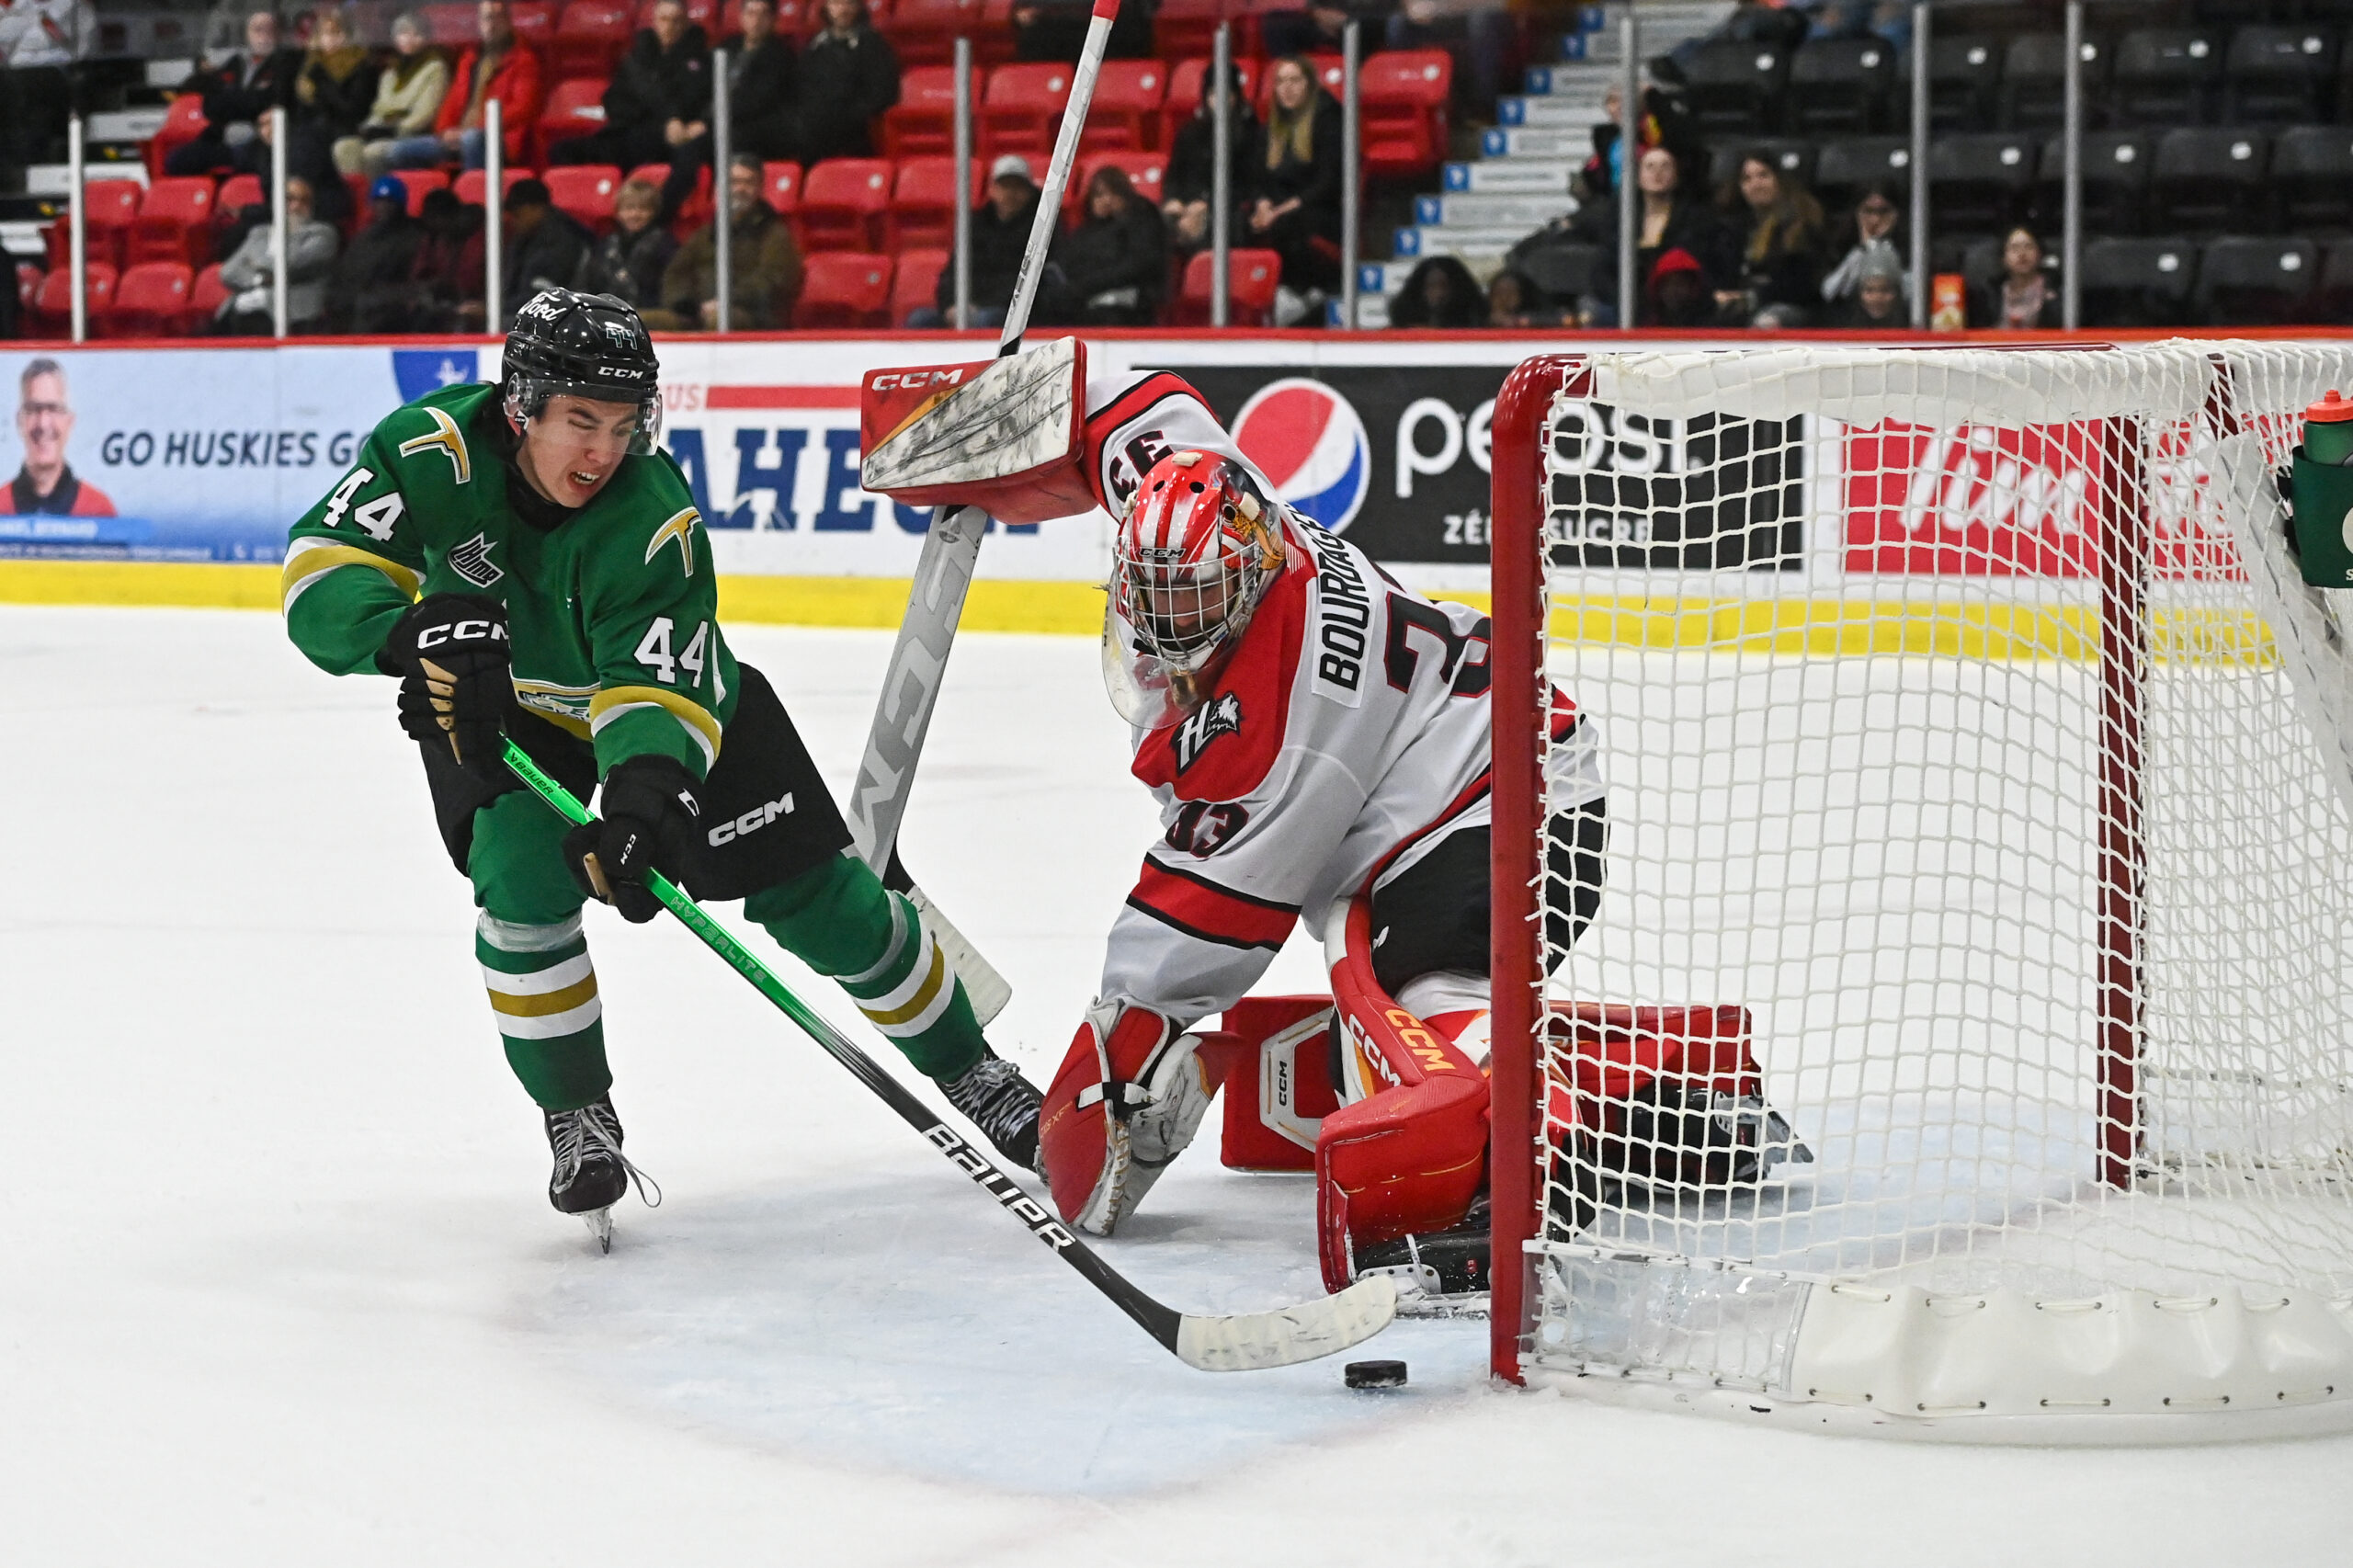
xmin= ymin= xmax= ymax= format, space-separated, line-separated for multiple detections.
xmin=6 ymin=603 xmax=2353 ymax=1565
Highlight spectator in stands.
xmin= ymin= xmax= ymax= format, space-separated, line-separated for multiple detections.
xmin=330 ymin=174 xmax=424 ymax=332
xmin=648 ymin=153 xmax=802 ymax=330
xmin=1975 ymin=226 xmax=2061 ymax=331
xmin=548 ymin=0 xmax=712 ymax=222
xmin=1 ymin=0 xmax=94 ymax=162
xmin=1245 ymin=55 xmax=1345 ymax=310
xmin=1388 ymin=255 xmax=1483 ymax=330
xmin=402 ymin=186 xmax=487 ymax=331
xmin=499 ymin=177 xmax=595 ymax=322
xmin=213 ymin=174 xmax=340 ymax=334
xmin=1828 ymin=248 xmax=1906 ymax=329
xmin=1716 ymin=153 xmax=1824 ymax=329
xmin=1050 ymin=165 xmax=1166 ymax=326
xmin=722 ymin=0 xmax=798 ymax=163
xmin=578 ymin=176 xmax=677 ymax=312
xmin=1822 ymin=177 xmax=1905 ymax=312
xmin=795 ymin=0 xmax=899 ymax=164
xmin=907 ymin=153 xmax=1040 ymax=329
xmin=342 ymin=13 xmax=448 ymax=176
xmin=1579 ymin=79 xmax=1700 ymax=205
xmin=1647 ymin=245 xmax=1713 ymax=328
xmin=288 ymin=8 xmax=378 ymax=223
xmin=1582 ymin=144 xmax=1728 ymax=327
xmin=1258 ymin=3 xmax=1345 ymax=60
xmin=166 ymin=8 xmax=299 ymax=176
xmin=1162 ymin=62 xmax=1254 ymax=260
xmin=1485 ymin=267 xmax=1562 ymax=329
xmin=385 ymin=0 xmax=540 ymax=173
xmin=1013 ymin=0 xmax=1155 ymax=63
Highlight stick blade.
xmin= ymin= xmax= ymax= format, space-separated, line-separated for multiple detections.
xmin=1173 ymin=1276 xmax=1400 ymax=1372
xmin=909 ymin=883 xmax=1013 ymax=1026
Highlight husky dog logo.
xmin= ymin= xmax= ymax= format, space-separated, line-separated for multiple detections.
xmin=448 ymin=531 xmax=503 ymax=588
xmin=1175 ymin=691 xmax=1243 ymax=774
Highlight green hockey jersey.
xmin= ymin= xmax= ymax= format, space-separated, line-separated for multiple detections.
xmin=283 ymin=381 xmax=735 ymax=779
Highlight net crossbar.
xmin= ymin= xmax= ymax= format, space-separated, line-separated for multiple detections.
xmin=1488 ymin=344 xmax=2353 ymax=1440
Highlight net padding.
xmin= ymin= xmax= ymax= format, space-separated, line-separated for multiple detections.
xmin=1527 ymin=343 xmax=2353 ymax=1407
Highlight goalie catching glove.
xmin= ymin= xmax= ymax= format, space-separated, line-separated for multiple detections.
xmin=378 ymin=592 xmax=519 ymax=778
xmin=1040 ymin=1000 xmax=1219 ymax=1235
xmin=563 ymin=754 xmax=703 ymax=923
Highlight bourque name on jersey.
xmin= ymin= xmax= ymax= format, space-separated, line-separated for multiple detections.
xmin=1304 ymin=532 xmax=1370 ymax=708
xmin=1175 ymin=691 xmax=1243 ymax=773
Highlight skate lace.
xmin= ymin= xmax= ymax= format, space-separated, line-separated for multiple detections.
xmin=945 ymin=1055 xmax=1033 ymax=1144
xmin=551 ymin=1102 xmax=663 ymax=1208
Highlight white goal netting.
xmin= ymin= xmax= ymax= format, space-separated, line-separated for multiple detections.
xmin=1517 ymin=344 xmax=2353 ymax=1432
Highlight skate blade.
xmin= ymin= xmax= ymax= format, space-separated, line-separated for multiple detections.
xmin=581 ymin=1208 xmax=613 ymax=1253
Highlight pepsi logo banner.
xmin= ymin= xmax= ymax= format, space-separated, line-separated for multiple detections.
xmin=1176 ymin=364 xmax=1803 ymax=569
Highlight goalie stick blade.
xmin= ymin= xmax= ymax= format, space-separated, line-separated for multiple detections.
xmin=900 ymin=881 xmax=1011 ymax=1027
xmin=1172 ymin=1276 xmax=1401 ymax=1372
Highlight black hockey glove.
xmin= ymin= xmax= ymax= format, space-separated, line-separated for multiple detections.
xmin=563 ymin=754 xmax=703 ymax=924
xmin=377 ymin=593 xmax=518 ymax=778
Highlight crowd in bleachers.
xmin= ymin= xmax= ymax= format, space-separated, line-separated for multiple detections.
xmin=1454 ymin=5 xmax=2353 ymax=333
xmin=5 ymin=0 xmax=1469 ymax=336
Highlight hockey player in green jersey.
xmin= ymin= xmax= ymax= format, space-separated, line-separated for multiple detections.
xmin=284 ymin=289 xmax=1044 ymax=1244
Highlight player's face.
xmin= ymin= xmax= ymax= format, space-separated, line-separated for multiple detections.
xmin=17 ymin=371 xmax=73 ymax=469
xmin=521 ymin=394 xmax=641 ymax=507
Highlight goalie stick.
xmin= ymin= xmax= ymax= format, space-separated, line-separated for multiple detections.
xmin=842 ymin=0 xmax=1129 ymax=1006
xmin=506 ymin=738 xmax=1400 ymax=1371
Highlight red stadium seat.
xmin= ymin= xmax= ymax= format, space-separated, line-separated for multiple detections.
xmin=761 ymin=159 xmax=801 ymax=243
xmin=1155 ymin=0 xmax=1256 ymax=62
xmin=512 ymin=0 xmax=561 ymax=44
xmin=798 ymin=157 xmax=892 ymax=250
xmin=887 ymin=156 xmax=982 ymax=249
xmin=545 ymin=164 xmax=623 ymax=230
xmin=191 ymin=262 xmax=228 ymax=324
xmin=627 ymin=161 xmax=711 ymax=234
xmin=108 ymin=261 xmax=196 ymax=337
xmin=1358 ymin=50 xmax=1451 ymax=179
xmin=390 ymin=167 xmax=451 ymax=216
xmin=794 ymin=251 xmax=893 ymax=328
xmin=1087 ymin=58 xmax=1167 ymax=152
xmin=881 ymin=64 xmax=974 ymax=158
xmin=553 ymin=0 xmax=635 ymax=77
xmin=1174 ymin=246 xmax=1279 ymax=325
xmin=1162 ymin=56 xmax=1260 ymax=151
xmin=891 ymin=246 xmax=946 ymax=324
xmin=17 ymin=263 xmax=40 ymax=313
xmin=888 ymin=0 xmax=1010 ymax=70
xmin=30 ymin=262 xmax=117 ymax=337
xmin=982 ymin=62 xmax=1074 ymax=159
xmin=127 ymin=176 xmax=216 ymax=269
xmin=1065 ymin=150 xmax=1165 ymax=217
xmin=540 ymin=75 xmax=611 ymax=157
xmin=423 ymin=1 xmax=477 ymax=44
xmin=217 ymin=173 xmax=265 ymax=215
xmin=636 ymin=0 xmax=717 ymax=27
xmin=148 ymin=92 xmax=209 ymax=178
xmin=43 ymin=176 xmax=142 ymax=269
xmin=456 ymin=167 xmax=534 ymax=207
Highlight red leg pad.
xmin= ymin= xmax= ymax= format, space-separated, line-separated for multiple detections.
xmin=1543 ymin=1004 xmax=1759 ymax=1187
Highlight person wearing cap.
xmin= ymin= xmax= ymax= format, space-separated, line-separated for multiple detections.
xmin=499 ymin=176 xmax=595 ymax=324
xmin=647 ymin=153 xmax=804 ymax=331
xmin=793 ymin=0 xmax=899 ymax=164
xmin=1830 ymin=248 xmax=1908 ymax=330
xmin=329 ymin=173 xmax=426 ymax=332
xmin=906 ymin=153 xmax=1044 ymax=329
xmin=1645 ymin=246 xmax=1713 ymax=329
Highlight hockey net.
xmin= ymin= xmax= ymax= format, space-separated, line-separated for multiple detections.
xmin=1486 ymin=344 xmax=2353 ymax=1439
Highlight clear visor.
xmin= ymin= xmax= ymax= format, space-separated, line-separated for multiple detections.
xmin=506 ymin=378 xmax=665 ymax=457
xmin=1101 ymin=597 xmax=1190 ymax=731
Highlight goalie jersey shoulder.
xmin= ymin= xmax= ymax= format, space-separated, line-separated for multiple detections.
xmin=1083 ymin=369 xmax=1273 ymax=517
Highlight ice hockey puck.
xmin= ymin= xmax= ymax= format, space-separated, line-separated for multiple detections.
xmin=1345 ymin=1359 xmax=1408 ymax=1390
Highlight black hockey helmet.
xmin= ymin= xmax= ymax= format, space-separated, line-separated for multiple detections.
xmin=501 ymin=288 xmax=664 ymax=453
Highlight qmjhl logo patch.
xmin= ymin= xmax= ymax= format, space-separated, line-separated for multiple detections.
xmin=1175 ymin=691 xmax=1243 ymax=774
xmin=448 ymin=532 xmax=503 ymax=588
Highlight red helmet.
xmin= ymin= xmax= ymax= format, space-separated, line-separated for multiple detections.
xmin=1108 ymin=450 xmax=1287 ymax=723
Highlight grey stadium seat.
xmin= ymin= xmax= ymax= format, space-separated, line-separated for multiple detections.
xmin=1785 ymin=37 xmax=1896 ymax=134
xmin=2148 ymin=127 xmax=2269 ymax=233
xmin=2269 ymin=125 xmax=2353 ymax=232
xmin=2222 ymin=25 xmax=2338 ymax=124
xmin=2196 ymin=235 xmax=2316 ymax=326
xmin=2112 ymin=28 xmax=2225 ymax=126
xmin=2079 ymin=236 xmax=2199 ymax=328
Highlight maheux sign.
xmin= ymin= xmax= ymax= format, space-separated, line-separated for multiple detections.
xmin=1176 ymin=365 xmax=1804 ymax=570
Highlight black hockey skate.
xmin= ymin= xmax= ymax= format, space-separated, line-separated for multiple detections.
xmin=543 ymin=1093 xmax=658 ymax=1252
xmin=940 ymin=1049 xmax=1044 ymax=1172
xmin=1352 ymin=1196 xmax=1493 ymax=1309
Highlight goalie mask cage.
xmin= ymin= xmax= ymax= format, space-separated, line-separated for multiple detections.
xmin=1486 ymin=344 xmax=2353 ymax=1441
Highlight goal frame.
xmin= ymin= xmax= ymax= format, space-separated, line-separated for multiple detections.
xmin=1483 ymin=350 xmax=2158 ymax=1391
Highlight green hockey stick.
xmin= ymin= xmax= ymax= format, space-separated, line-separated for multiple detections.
xmin=503 ymin=740 xmax=1397 ymax=1372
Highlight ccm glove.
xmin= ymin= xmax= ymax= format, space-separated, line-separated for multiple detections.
xmin=377 ymin=593 xmax=517 ymax=777
xmin=563 ymin=754 xmax=703 ymax=923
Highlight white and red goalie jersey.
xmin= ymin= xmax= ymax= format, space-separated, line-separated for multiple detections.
xmin=1074 ymin=367 xmax=1600 ymax=1024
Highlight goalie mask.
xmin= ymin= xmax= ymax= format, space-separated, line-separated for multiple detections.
xmin=1104 ymin=450 xmax=1288 ymax=729
xmin=501 ymin=288 xmax=664 ymax=454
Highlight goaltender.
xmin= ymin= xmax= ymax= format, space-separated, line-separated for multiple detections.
xmin=282 ymin=289 xmax=1045 ymax=1244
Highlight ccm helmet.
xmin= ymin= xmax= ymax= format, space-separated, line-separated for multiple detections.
xmin=1105 ymin=450 xmax=1287 ymax=724
xmin=501 ymin=288 xmax=664 ymax=452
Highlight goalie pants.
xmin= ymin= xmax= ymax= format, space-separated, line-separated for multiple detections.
xmin=420 ymin=661 xmax=990 ymax=1111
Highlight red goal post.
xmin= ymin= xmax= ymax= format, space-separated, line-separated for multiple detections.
xmin=1482 ymin=343 xmax=2353 ymax=1437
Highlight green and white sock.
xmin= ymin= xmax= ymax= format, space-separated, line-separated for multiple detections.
xmin=476 ymin=911 xmax=613 ymax=1111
